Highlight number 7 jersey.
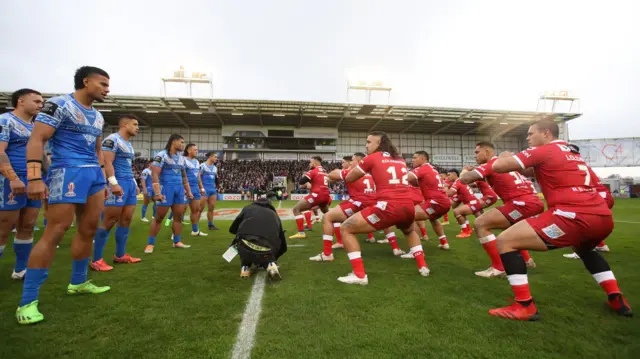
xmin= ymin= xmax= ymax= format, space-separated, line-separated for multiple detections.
xmin=356 ymin=151 xmax=411 ymax=201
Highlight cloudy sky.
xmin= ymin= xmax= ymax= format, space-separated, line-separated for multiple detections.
xmin=1 ymin=0 xmax=638 ymax=140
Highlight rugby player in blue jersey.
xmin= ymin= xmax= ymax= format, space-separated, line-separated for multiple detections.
xmin=16 ymin=66 xmax=111 ymax=324
xmin=140 ymin=162 xmax=156 ymax=222
xmin=184 ymin=143 xmax=207 ymax=236
xmin=0 ymin=89 xmax=44 ymax=280
xmin=144 ymin=134 xmax=194 ymax=253
xmin=200 ymin=151 xmax=220 ymax=230
xmin=90 ymin=114 xmax=142 ymax=271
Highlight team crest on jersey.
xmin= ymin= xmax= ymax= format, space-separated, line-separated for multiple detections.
xmin=65 ymin=183 xmax=76 ymax=197
xmin=426 ymin=207 xmax=435 ymax=215
xmin=345 ymin=208 xmax=354 ymax=216
xmin=542 ymin=224 xmax=565 ymax=239
xmin=508 ymin=210 xmax=522 ymax=220
xmin=375 ymin=201 xmax=387 ymax=210
xmin=367 ymin=214 xmax=381 ymax=224
xmin=7 ymin=192 xmax=17 ymax=205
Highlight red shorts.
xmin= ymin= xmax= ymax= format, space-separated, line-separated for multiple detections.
xmin=304 ymin=192 xmax=331 ymax=207
xmin=361 ymin=199 xmax=415 ymax=231
xmin=600 ymin=192 xmax=614 ymax=209
xmin=481 ymin=195 xmax=498 ymax=206
xmin=465 ymin=198 xmax=487 ymax=213
xmin=338 ymin=199 xmax=374 ymax=217
xmin=497 ymin=196 xmax=545 ymax=223
xmin=419 ymin=200 xmax=451 ymax=220
xmin=411 ymin=192 xmax=424 ymax=206
xmin=451 ymin=195 xmax=460 ymax=203
xmin=526 ymin=209 xmax=614 ymax=250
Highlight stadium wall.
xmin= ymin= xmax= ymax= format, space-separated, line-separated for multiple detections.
xmin=104 ymin=126 xmax=524 ymax=167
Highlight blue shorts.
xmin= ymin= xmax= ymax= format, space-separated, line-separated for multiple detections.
xmin=189 ymin=182 xmax=201 ymax=201
xmin=158 ymin=184 xmax=187 ymax=206
xmin=47 ymin=167 xmax=106 ymax=205
xmin=0 ymin=174 xmax=42 ymax=211
xmin=205 ymin=188 xmax=217 ymax=198
xmin=145 ymin=187 xmax=154 ymax=198
xmin=105 ymin=178 xmax=138 ymax=207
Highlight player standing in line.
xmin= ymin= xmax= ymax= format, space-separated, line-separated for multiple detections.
xmin=140 ymin=162 xmax=156 ymax=222
xmin=447 ymin=169 xmax=476 ymax=237
xmin=183 ymin=143 xmax=207 ymax=236
xmin=200 ymin=151 xmax=220 ymax=230
xmin=459 ymin=142 xmax=539 ymax=278
xmin=0 ymin=89 xmax=43 ymax=279
xmin=16 ymin=67 xmax=112 ymax=324
xmin=405 ymin=151 xmax=450 ymax=251
xmin=564 ymin=151 xmax=612 ymax=259
xmin=488 ymin=119 xmax=631 ymax=320
xmin=144 ymin=134 xmax=193 ymax=253
xmin=289 ymin=156 xmax=331 ymax=239
xmin=90 ymin=114 xmax=142 ymax=271
xmin=339 ymin=132 xmax=430 ymax=285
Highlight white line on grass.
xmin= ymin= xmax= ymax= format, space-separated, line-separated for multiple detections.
xmin=616 ymin=220 xmax=640 ymax=224
xmin=287 ymin=244 xmax=306 ymax=247
xmin=231 ymin=271 xmax=267 ymax=359
xmin=277 ymin=200 xmax=282 ymax=209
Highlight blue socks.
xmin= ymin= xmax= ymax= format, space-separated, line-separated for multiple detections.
xmin=173 ymin=234 xmax=181 ymax=244
xmin=152 ymin=203 xmax=157 ymax=218
xmin=147 ymin=236 xmax=156 ymax=246
xmin=70 ymin=258 xmax=89 ymax=285
xmin=0 ymin=244 xmax=5 ymax=259
xmin=100 ymin=211 xmax=104 ymax=222
xmin=92 ymin=227 xmax=110 ymax=262
xmin=208 ymin=221 xmax=213 ymax=227
xmin=191 ymin=223 xmax=198 ymax=233
xmin=13 ymin=238 xmax=34 ymax=272
xmin=115 ymin=227 xmax=129 ymax=258
xmin=168 ymin=212 xmax=173 ymax=220
xmin=141 ymin=205 xmax=148 ymax=218
xmin=43 ymin=218 xmax=48 ymax=227
xmin=20 ymin=268 xmax=48 ymax=306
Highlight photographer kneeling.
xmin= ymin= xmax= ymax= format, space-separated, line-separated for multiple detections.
xmin=229 ymin=198 xmax=287 ymax=280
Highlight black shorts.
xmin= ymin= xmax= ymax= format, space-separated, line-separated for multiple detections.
xmin=237 ymin=237 xmax=275 ymax=267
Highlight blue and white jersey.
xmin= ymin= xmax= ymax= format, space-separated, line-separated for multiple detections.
xmin=36 ymin=94 xmax=104 ymax=168
xmin=184 ymin=157 xmax=200 ymax=186
xmin=200 ymin=162 xmax=217 ymax=189
xmin=101 ymin=133 xmax=134 ymax=180
xmin=151 ymin=150 xmax=186 ymax=185
xmin=0 ymin=112 xmax=33 ymax=175
xmin=141 ymin=168 xmax=152 ymax=190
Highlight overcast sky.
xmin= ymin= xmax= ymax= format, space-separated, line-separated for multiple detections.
xmin=1 ymin=0 xmax=639 ymax=140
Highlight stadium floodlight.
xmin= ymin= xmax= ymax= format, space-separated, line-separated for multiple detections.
xmin=346 ymin=67 xmax=392 ymax=104
xmin=433 ymin=119 xmax=443 ymax=123
xmin=537 ymin=90 xmax=580 ymax=113
xmin=463 ymin=120 xmax=474 ymax=124
xmin=161 ymin=65 xmax=214 ymax=98
xmin=190 ymin=112 xmax=202 ymax=115
xmin=273 ymin=113 xmax=286 ymax=117
xmin=356 ymin=116 xmax=366 ymax=119
xmin=394 ymin=118 xmax=404 ymax=121
xmin=231 ymin=112 xmax=243 ymax=116
xmin=146 ymin=110 xmax=159 ymax=113
xmin=317 ymin=114 xmax=328 ymax=118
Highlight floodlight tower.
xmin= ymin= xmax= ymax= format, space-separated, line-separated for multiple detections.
xmin=536 ymin=90 xmax=580 ymax=113
xmin=161 ymin=66 xmax=214 ymax=98
xmin=346 ymin=70 xmax=392 ymax=104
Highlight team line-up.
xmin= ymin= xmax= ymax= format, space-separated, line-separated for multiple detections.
xmin=0 ymin=66 xmax=632 ymax=325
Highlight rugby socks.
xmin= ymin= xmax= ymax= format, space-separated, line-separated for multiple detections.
xmin=70 ymin=258 xmax=90 ymax=285
xmin=439 ymin=234 xmax=448 ymax=246
xmin=347 ymin=251 xmax=366 ymax=278
xmin=115 ymin=226 xmax=129 ymax=258
xmin=168 ymin=212 xmax=173 ymax=220
xmin=92 ymin=228 xmax=110 ymax=262
xmin=367 ymin=233 xmax=374 ymax=241
xmin=13 ymin=238 xmax=34 ymax=272
xmin=141 ymin=204 xmax=148 ymax=218
xmin=419 ymin=226 xmax=427 ymax=238
xmin=147 ymin=236 xmax=156 ymax=246
xmin=0 ymin=244 xmax=4 ymax=259
xmin=479 ymin=234 xmax=504 ymax=271
xmin=386 ymin=232 xmax=399 ymax=250
xmin=323 ymin=234 xmax=333 ymax=256
xmin=501 ymin=251 xmax=532 ymax=305
xmin=596 ymin=240 xmax=607 ymax=248
xmin=19 ymin=268 xmax=48 ymax=306
xmin=44 ymin=218 xmax=48 ymax=227
xmin=410 ymin=245 xmax=428 ymax=269
xmin=520 ymin=250 xmax=532 ymax=262
xmin=173 ymin=234 xmax=181 ymax=244
xmin=333 ymin=223 xmax=343 ymax=244
xmin=304 ymin=211 xmax=312 ymax=228
xmin=192 ymin=223 xmax=199 ymax=233
xmin=579 ymin=250 xmax=621 ymax=298
xmin=295 ymin=215 xmax=305 ymax=233
xmin=443 ymin=213 xmax=449 ymax=222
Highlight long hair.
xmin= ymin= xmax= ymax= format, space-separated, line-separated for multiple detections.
xmin=184 ymin=143 xmax=196 ymax=156
xmin=165 ymin=134 xmax=184 ymax=154
xmin=369 ymin=131 xmax=400 ymax=158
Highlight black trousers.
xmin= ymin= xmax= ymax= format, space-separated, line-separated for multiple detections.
xmin=237 ymin=238 xmax=275 ymax=268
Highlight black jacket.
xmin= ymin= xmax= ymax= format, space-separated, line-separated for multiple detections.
xmin=229 ymin=199 xmax=287 ymax=259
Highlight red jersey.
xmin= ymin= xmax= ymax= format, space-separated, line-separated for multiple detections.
xmin=588 ymin=166 xmax=613 ymax=208
xmin=410 ymin=163 xmax=449 ymax=205
xmin=475 ymin=179 xmax=497 ymax=198
xmin=356 ymin=151 xmax=411 ymax=201
xmin=513 ymin=140 xmax=610 ymax=215
xmin=340 ymin=169 xmax=375 ymax=202
xmin=451 ymin=179 xmax=476 ymax=203
xmin=303 ymin=166 xmax=329 ymax=195
xmin=475 ymin=156 xmax=536 ymax=202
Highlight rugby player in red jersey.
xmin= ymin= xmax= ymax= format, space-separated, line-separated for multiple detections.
xmin=460 ymin=142 xmax=540 ymax=278
xmin=309 ymin=153 xmax=377 ymax=262
xmin=289 ymin=156 xmax=331 ymax=239
xmin=406 ymin=151 xmax=450 ymax=250
xmin=409 ymin=184 xmax=430 ymax=241
xmin=441 ymin=173 xmax=451 ymax=224
xmin=447 ymin=170 xmax=476 ymax=237
xmin=339 ymin=132 xmax=430 ymax=285
xmin=564 ymin=151 xmax=613 ymax=259
xmin=488 ymin=119 xmax=631 ymax=320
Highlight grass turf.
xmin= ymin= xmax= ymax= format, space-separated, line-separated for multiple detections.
xmin=0 ymin=199 xmax=638 ymax=359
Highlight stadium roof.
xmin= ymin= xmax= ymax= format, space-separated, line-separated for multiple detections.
xmin=0 ymin=92 xmax=582 ymax=138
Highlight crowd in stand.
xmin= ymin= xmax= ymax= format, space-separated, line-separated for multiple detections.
xmin=131 ymin=158 xmax=447 ymax=194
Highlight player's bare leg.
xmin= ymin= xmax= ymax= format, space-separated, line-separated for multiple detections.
xmin=146 ymin=204 xmax=169 ymax=253
xmin=5 ymin=207 xmax=37 ymax=280
xmin=473 ymin=209 xmax=534 ymax=278
xmin=189 ymin=199 xmax=206 ymax=236
xmin=312 ymin=207 xmax=321 ymax=223
xmin=141 ymin=194 xmax=152 ymax=222
xmin=310 ymin=207 xmax=348 ymax=262
xmin=170 ymin=203 xmax=189 ymax=248
xmin=401 ymin=222 xmax=430 ymax=276
xmin=337 ymin=213 xmax=375 ymax=285
xmin=453 ymin=204 xmax=474 ymax=238
xmin=0 ymin=210 xmax=20 ymax=274
xmin=290 ymin=199 xmax=312 ymax=239
xmin=429 ymin=218 xmax=449 ymax=249
xmin=206 ymin=195 xmax=218 ymax=230
xmin=375 ymin=227 xmax=405 ymax=256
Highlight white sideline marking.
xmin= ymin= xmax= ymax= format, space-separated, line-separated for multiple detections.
xmin=287 ymin=244 xmax=306 ymax=247
xmin=231 ymin=271 xmax=267 ymax=359
xmin=616 ymin=220 xmax=640 ymax=224
xmin=278 ymin=200 xmax=282 ymax=209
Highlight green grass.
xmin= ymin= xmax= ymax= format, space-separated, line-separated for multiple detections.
xmin=1 ymin=199 xmax=639 ymax=359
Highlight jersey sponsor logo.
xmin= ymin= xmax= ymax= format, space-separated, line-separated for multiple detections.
xmin=426 ymin=207 xmax=435 ymax=215
xmin=367 ymin=213 xmax=381 ymax=224
xmin=375 ymin=201 xmax=387 ymax=210
xmin=7 ymin=192 xmax=17 ymax=205
xmin=542 ymin=223 xmax=565 ymax=239
xmin=40 ymin=102 xmax=59 ymax=116
xmin=345 ymin=208 xmax=354 ymax=216
xmin=221 ymin=194 xmax=242 ymax=200
xmin=65 ymin=182 xmax=76 ymax=197
xmin=102 ymin=139 xmax=115 ymax=149
xmin=508 ymin=209 xmax=522 ymax=220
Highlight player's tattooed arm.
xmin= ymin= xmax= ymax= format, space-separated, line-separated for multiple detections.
xmin=0 ymin=143 xmax=18 ymax=181
xmin=26 ymin=122 xmax=55 ymax=182
xmin=459 ymin=170 xmax=481 ymax=185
